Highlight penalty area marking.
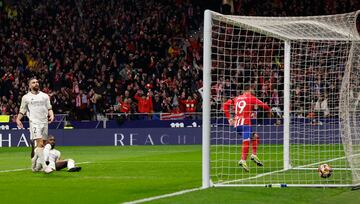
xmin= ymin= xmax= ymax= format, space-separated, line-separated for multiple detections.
xmin=0 ymin=161 xmax=92 ymax=173
xmin=123 ymin=187 xmax=203 ymax=204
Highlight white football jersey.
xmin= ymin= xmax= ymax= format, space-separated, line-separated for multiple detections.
xmin=19 ymin=91 xmax=52 ymax=124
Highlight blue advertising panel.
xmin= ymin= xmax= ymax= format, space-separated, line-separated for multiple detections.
xmin=0 ymin=124 xmax=341 ymax=147
xmin=0 ymin=120 xmax=202 ymax=129
xmin=0 ymin=128 xmax=202 ymax=147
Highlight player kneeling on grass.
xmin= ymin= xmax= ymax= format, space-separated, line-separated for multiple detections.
xmin=32 ymin=135 xmax=81 ymax=173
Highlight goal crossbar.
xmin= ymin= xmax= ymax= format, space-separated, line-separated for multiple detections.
xmin=211 ymin=10 xmax=360 ymax=41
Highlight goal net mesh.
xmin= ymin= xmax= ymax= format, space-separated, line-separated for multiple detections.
xmin=208 ymin=11 xmax=360 ymax=186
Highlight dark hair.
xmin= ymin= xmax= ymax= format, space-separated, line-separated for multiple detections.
xmin=243 ymin=84 xmax=254 ymax=91
xmin=28 ymin=77 xmax=38 ymax=85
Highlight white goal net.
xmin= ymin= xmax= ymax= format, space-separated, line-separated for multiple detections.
xmin=202 ymin=10 xmax=360 ymax=187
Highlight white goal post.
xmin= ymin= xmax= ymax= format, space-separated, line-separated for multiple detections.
xmin=202 ymin=10 xmax=360 ymax=188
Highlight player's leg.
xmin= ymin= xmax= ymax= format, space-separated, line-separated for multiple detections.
xmin=44 ymin=159 xmax=58 ymax=174
xmin=45 ymin=159 xmax=57 ymax=174
xmin=30 ymin=123 xmax=45 ymax=150
xmin=30 ymin=138 xmax=43 ymax=159
xmin=241 ymin=126 xmax=252 ymax=161
xmin=56 ymin=159 xmax=82 ymax=172
xmin=40 ymin=123 xmax=48 ymax=148
xmin=55 ymin=160 xmax=68 ymax=171
xmin=32 ymin=147 xmax=45 ymax=172
xmin=251 ymin=133 xmax=260 ymax=155
xmin=30 ymin=124 xmax=49 ymax=172
xmin=31 ymin=148 xmax=39 ymax=172
xmin=250 ymin=132 xmax=263 ymax=166
xmin=30 ymin=140 xmax=35 ymax=158
xmin=66 ymin=159 xmax=82 ymax=172
xmin=29 ymin=123 xmax=36 ymax=158
xmin=237 ymin=125 xmax=251 ymax=172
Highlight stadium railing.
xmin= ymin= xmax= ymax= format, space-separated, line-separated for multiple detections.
xmin=1 ymin=112 xmax=202 ymax=130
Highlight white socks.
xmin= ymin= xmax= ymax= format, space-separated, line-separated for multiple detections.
xmin=67 ymin=159 xmax=75 ymax=169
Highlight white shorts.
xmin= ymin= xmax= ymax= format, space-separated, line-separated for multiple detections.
xmin=29 ymin=123 xmax=48 ymax=141
xmin=48 ymin=161 xmax=56 ymax=170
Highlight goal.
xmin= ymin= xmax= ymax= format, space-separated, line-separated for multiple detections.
xmin=202 ymin=10 xmax=360 ymax=188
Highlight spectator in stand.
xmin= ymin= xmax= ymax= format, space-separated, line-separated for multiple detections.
xmin=181 ymin=95 xmax=197 ymax=118
xmin=1 ymin=71 xmax=15 ymax=97
xmin=314 ymin=94 xmax=330 ymax=117
xmin=120 ymin=98 xmax=132 ymax=114
xmin=75 ymin=90 xmax=89 ymax=120
xmin=134 ymin=89 xmax=153 ymax=119
xmin=0 ymin=98 xmax=8 ymax=115
xmin=152 ymin=93 xmax=163 ymax=113
xmin=0 ymin=0 xmax=205 ymax=120
xmin=171 ymin=104 xmax=183 ymax=115
xmin=161 ymin=97 xmax=172 ymax=113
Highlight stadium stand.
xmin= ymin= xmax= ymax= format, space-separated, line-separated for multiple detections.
xmin=0 ymin=0 xmax=359 ymax=121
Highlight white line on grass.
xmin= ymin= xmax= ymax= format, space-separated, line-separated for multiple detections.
xmin=220 ymin=152 xmax=360 ymax=184
xmin=0 ymin=161 xmax=92 ymax=173
xmin=293 ymin=167 xmax=360 ymax=171
xmin=295 ymin=152 xmax=360 ymax=169
xmin=122 ymin=187 xmax=202 ymax=204
xmin=77 ymin=161 xmax=92 ymax=165
xmin=220 ymin=168 xmax=288 ymax=184
xmin=0 ymin=168 xmax=29 ymax=173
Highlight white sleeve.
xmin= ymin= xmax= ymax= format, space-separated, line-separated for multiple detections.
xmin=43 ymin=144 xmax=52 ymax=162
xmin=19 ymin=96 xmax=28 ymax=115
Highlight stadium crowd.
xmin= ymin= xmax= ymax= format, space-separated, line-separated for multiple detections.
xmin=214 ymin=0 xmax=360 ymax=120
xmin=1 ymin=0 xmax=359 ymax=121
xmin=0 ymin=0 xmax=204 ymax=120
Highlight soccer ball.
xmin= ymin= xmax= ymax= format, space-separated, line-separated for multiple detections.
xmin=318 ymin=164 xmax=333 ymax=178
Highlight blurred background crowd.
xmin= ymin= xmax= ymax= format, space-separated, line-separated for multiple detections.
xmin=1 ymin=0 xmax=359 ymax=121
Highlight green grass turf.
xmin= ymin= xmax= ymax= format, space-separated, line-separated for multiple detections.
xmin=211 ymin=144 xmax=352 ymax=184
xmin=0 ymin=145 xmax=359 ymax=204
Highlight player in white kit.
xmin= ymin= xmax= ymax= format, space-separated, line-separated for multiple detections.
xmin=32 ymin=135 xmax=82 ymax=173
xmin=16 ymin=78 xmax=54 ymax=158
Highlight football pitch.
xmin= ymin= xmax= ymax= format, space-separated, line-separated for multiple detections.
xmin=0 ymin=145 xmax=359 ymax=204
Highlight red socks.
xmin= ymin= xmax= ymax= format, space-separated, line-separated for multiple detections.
xmin=241 ymin=140 xmax=250 ymax=160
xmin=242 ymin=134 xmax=260 ymax=160
xmin=252 ymin=136 xmax=259 ymax=155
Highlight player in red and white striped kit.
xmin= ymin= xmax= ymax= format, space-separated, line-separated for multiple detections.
xmin=223 ymin=85 xmax=272 ymax=171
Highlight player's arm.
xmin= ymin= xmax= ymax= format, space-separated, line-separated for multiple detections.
xmin=47 ymin=95 xmax=54 ymax=123
xmin=16 ymin=113 xmax=24 ymax=128
xmin=43 ymin=144 xmax=52 ymax=165
xmin=252 ymin=96 xmax=272 ymax=117
xmin=48 ymin=109 xmax=54 ymax=123
xmin=134 ymin=90 xmax=142 ymax=101
xmin=223 ymin=99 xmax=234 ymax=125
xmin=16 ymin=96 xmax=27 ymax=128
